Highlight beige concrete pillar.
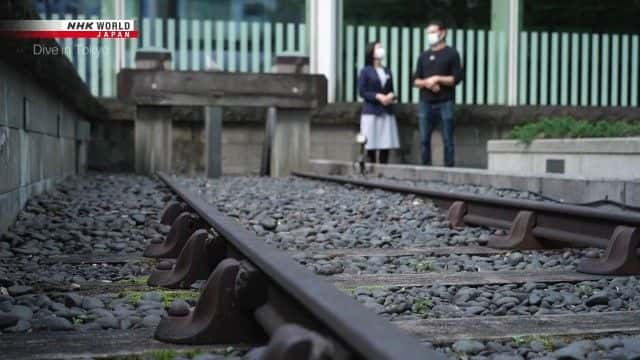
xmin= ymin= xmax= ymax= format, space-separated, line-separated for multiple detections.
xmin=270 ymin=108 xmax=311 ymax=177
xmin=135 ymin=106 xmax=172 ymax=174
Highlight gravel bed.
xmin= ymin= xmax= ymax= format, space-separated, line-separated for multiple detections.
xmin=434 ymin=334 xmax=640 ymax=359
xmin=0 ymin=289 xmax=193 ymax=333
xmin=350 ymin=175 xmax=554 ymax=202
xmin=177 ymin=175 xmax=640 ymax=358
xmin=350 ymin=277 xmax=640 ymax=320
xmin=0 ymin=173 xmax=175 ymax=335
xmin=294 ymin=248 xmax=604 ymax=276
xmin=175 ymin=175 xmax=495 ymax=251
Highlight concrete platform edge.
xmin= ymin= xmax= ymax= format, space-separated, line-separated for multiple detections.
xmin=308 ymin=159 xmax=640 ymax=207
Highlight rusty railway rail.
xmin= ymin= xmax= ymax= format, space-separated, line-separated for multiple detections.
xmin=291 ymin=171 xmax=640 ymax=276
xmin=150 ymin=172 xmax=444 ymax=359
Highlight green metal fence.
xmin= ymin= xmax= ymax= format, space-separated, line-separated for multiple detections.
xmin=46 ymin=12 xmax=640 ymax=107
xmin=343 ymin=24 xmax=640 ymax=107
xmin=44 ymin=14 xmax=307 ymax=98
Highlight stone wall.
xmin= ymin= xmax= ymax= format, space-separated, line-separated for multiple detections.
xmin=94 ymin=101 xmax=640 ymax=175
xmin=0 ymin=61 xmax=92 ymax=234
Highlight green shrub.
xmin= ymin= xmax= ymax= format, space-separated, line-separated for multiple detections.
xmin=506 ymin=116 xmax=640 ymax=144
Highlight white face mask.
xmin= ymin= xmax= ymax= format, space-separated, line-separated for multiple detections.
xmin=427 ymin=32 xmax=441 ymax=46
xmin=374 ymin=47 xmax=385 ymax=59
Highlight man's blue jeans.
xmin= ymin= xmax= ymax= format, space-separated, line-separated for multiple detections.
xmin=418 ymin=100 xmax=455 ymax=167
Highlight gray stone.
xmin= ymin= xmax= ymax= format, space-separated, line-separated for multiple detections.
xmin=595 ymin=337 xmax=622 ymax=350
xmin=586 ymin=292 xmax=610 ymax=307
xmin=96 ymin=316 xmax=119 ymax=329
xmin=168 ymin=299 xmax=190 ymax=317
xmin=490 ymin=355 xmax=523 ymax=360
xmin=131 ymin=214 xmax=146 ymax=224
xmin=622 ymin=338 xmax=640 ymax=353
xmin=8 ymin=305 xmax=33 ymax=321
xmin=0 ymin=313 xmax=18 ymax=329
xmin=141 ymin=314 xmax=161 ymax=327
xmin=259 ymin=217 xmax=277 ymax=231
xmin=552 ymin=340 xmax=595 ymax=360
xmin=81 ymin=297 xmax=104 ymax=310
xmin=192 ymin=354 xmax=223 ymax=360
xmin=42 ymin=315 xmax=73 ymax=331
xmin=5 ymin=318 xmax=30 ymax=333
xmin=452 ymin=339 xmax=486 ymax=354
xmin=7 ymin=285 xmax=33 ymax=296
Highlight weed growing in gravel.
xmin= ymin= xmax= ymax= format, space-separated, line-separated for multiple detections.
xmin=511 ymin=335 xmax=555 ymax=351
xmin=576 ymin=284 xmax=594 ymax=296
xmin=412 ymin=297 xmax=433 ymax=316
xmin=119 ymin=290 xmax=199 ymax=307
xmin=149 ymin=350 xmax=177 ymax=360
xmin=122 ymin=291 xmax=144 ymax=305
xmin=118 ymin=275 xmax=150 ymax=285
xmin=414 ymin=261 xmax=436 ymax=272
xmin=161 ymin=290 xmax=199 ymax=307
xmin=72 ymin=315 xmax=87 ymax=325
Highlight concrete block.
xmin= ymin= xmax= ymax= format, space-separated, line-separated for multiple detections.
xmin=5 ymin=70 xmax=24 ymax=129
xmin=24 ymin=83 xmax=59 ymax=136
xmin=0 ymin=188 xmax=21 ymax=235
xmin=0 ymin=127 xmax=21 ymax=193
xmin=0 ymin=67 xmax=6 ymax=127
xmin=77 ymin=120 xmax=91 ymax=141
xmin=135 ymin=106 xmax=172 ymax=174
xmin=311 ymin=143 xmax=327 ymax=159
xmin=59 ymin=107 xmax=76 ymax=138
xmin=222 ymin=143 xmax=248 ymax=167
xmin=624 ymin=181 xmax=640 ymax=207
xmin=247 ymin=144 xmax=262 ymax=172
xmin=271 ymin=109 xmax=311 ymax=176
xmin=487 ymin=174 xmax=542 ymax=193
xmin=248 ymin=127 xmax=265 ymax=144
xmin=61 ymin=138 xmax=76 ymax=177
xmin=77 ymin=141 xmax=87 ymax=174
xmin=222 ymin=126 xmax=249 ymax=144
xmin=540 ymin=177 xmax=626 ymax=204
xmin=43 ymin=134 xmax=61 ymax=179
xmin=489 ymin=138 xmax=640 ymax=180
xmin=26 ymin=131 xmax=45 ymax=184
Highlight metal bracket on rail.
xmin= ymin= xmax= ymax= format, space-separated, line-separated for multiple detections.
xmin=144 ymin=212 xmax=207 ymax=258
xmin=447 ymin=201 xmax=467 ymax=228
xmin=577 ymin=226 xmax=640 ymax=275
xmin=154 ymin=258 xmax=339 ymax=359
xmin=147 ymin=229 xmax=227 ymax=288
xmin=488 ymin=211 xmax=544 ymax=250
xmin=254 ymin=324 xmax=335 ymax=360
xmin=154 ymin=258 xmax=266 ymax=344
xmin=160 ymin=201 xmax=191 ymax=225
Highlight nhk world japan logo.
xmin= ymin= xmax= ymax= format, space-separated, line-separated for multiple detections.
xmin=0 ymin=19 xmax=138 ymax=39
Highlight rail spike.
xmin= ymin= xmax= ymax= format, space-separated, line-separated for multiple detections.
xmin=147 ymin=229 xmax=227 ymax=288
xmin=487 ymin=210 xmax=545 ymax=250
xmin=247 ymin=324 xmax=334 ymax=360
xmin=578 ymin=226 xmax=640 ymax=275
xmin=154 ymin=258 xmax=265 ymax=344
xmin=143 ymin=212 xmax=207 ymax=258
xmin=160 ymin=201 xmax=190 ymax=226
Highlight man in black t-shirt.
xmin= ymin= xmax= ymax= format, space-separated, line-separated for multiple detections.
xmin=413 ymin=20 xmax=464 ymax=167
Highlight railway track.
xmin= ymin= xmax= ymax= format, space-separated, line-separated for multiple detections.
xmin=3 ymin=171 xmax=639 ymax=359
xmin=292 ymin=171 xmax=640 ymax=276
xmin=146 ymin=172 xmax=442 ymax=359
xmin=138 ymin=172 xmax=640 ymax=359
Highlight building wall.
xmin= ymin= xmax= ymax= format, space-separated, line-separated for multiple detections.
xmin=92 ymin=101 xmax=640 ymax=175
xmin=0 ymin=60 xmax=91 ymax=235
